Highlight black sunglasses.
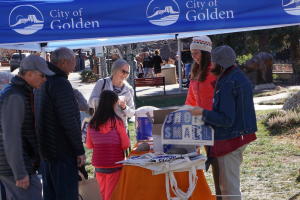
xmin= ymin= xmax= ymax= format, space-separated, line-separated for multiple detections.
xmin=121 ymin=69 xmax=130 ymax=75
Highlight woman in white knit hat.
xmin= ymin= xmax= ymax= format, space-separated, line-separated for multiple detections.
xmin=184 ymin=35 xmax=217 ymax=199
xmin=185 ymin=35 xmax=216 ymax=111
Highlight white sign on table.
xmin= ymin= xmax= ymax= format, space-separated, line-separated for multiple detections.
xmin=161 ymin=110 xmax=214 ymax=146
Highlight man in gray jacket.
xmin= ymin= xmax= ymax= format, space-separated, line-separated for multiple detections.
xmin=0 ymin=55 xmax=54 ymax=200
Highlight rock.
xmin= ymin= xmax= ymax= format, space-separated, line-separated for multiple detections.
xmin=254 ymin=83 xmax=276 ymax=91
xmin=283 ymin=90 xmax=300 ymax=110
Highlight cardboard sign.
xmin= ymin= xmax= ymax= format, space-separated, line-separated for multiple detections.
xmin=161 ymin=110 xmax=214 ymax=146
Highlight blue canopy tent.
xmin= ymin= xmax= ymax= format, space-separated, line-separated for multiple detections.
xmin=0 ymin=0 xmax=299 ymax=45
xmin=0 ymin=24 xmax=298 ymax=51
xmin=0 ymin=0 xmax=300 ymax=88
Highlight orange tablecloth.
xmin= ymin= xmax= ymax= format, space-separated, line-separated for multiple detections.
xmin=111 ymin=151 xmax=215 ymax=200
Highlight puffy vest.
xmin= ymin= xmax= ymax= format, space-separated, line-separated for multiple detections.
xmin=0 ymin=77 xmax=38 ymax=176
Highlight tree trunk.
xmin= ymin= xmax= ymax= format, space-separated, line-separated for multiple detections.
xmin=258 ymin=30 xmax=269 ymax=52
xmin=289 ymin=29 xmax=300 ymax=82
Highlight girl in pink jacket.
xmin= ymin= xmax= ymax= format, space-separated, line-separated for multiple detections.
xmin=86 ymin=90 xmax=130 ymax=200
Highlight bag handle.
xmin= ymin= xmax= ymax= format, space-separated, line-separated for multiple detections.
xmin=78 ymin=171 xmax=87 ymax=183
xmin=165 ymin=158 xmax=198 ymax=200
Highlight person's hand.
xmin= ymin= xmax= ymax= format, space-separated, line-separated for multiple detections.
xmin=190 ymin=107 xmax=204 ymax=116
xmin=16 ymin=175 xmax=30 ymax=189
xmin=118 ymin=100 xmax=126 ymax=110
xmin=77 ymin=154 xmax=86 ymax=167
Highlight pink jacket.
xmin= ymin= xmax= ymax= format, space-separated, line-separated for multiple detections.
xmin=86 ymin=118 xmax=130 ymax=168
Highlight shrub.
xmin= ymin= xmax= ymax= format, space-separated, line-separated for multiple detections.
xmin=236 ymin=53 xmax=253 ymax=65
xmin=264 ymin=109 xmax=300 ymax=135
xmin=80 ymin=70 xmax=99 ymax=83
xmin=283 ymin=91 xmax=300 ymax=111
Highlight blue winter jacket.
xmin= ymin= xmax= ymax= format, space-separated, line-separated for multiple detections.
xmin=202 ymin=67 xmax=257 ymax=140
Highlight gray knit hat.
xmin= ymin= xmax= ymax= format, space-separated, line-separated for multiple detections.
xmin=211 ymin=45 xmax=236 ymax=69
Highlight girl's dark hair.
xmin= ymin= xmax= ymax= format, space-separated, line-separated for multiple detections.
xmin=89 ymin=90 xmax=120 ymax=130
xmin=191 ymin=51 xmax=211 ymax=82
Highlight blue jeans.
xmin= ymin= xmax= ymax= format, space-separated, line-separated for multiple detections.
xmin=42 ymin=157 xmax=78 ymax=200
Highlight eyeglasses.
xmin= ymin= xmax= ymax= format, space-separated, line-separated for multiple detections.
xmin=34 ymin=71 xmax=46 ymax=78
xmin=39 ymin=73 xmax=46 ymax=78
xmin=121 ymin=69 xmax=130 ymax=75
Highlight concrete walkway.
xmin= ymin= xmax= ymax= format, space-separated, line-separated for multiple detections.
xmin=1 ymin=66 xmax=298 ymax=111
xmin=43 ymin=71 xmax=300 ymax=111
xmin=71 ymin=72 xmax=291 ymax=111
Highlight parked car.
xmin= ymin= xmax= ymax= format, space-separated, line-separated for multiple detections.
xmin=9 ymin=53 xmax=30 ymax=72
xmin=0 ymin=57 xmax=10 ymax=67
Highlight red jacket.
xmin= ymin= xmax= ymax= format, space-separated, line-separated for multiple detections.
xmin=185 ymin=66 xmax=216 ymax=111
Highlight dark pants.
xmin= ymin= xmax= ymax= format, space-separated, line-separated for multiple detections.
xmin=0 ymin=180 xmax=6 ymax=200
xmin=42 ymin=157 xmax=78 ymax=200
xmin=211 ymin=158 xmax=222 ymax=200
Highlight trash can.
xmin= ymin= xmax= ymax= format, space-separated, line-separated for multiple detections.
xmin=161 ymin=64 xmax=177 ymax=84
xmin=135 ymin=106 xmax=158 ymax=141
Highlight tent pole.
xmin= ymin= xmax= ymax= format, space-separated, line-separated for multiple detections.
xmin=176 ymin=34 xmax=183 ymax=90
xmin=40 ymin=43 xmax=47 ymax=59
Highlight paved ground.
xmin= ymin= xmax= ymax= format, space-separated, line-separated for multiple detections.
xmin=1 ymin=66 xmax=299 ymax=111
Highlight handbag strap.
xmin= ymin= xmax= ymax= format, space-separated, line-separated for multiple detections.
xmin=101 ymin=78 xmax=106 ymax=92
xmin=78 ymin=171 xmax=87 ymax=183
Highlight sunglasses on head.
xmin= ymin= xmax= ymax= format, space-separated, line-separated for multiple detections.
xmin=121 ymin=69 xmax=130 ymax=75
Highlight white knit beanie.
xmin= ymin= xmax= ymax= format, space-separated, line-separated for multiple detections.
xmin=190 ymin=35 xmax=212 ymax=53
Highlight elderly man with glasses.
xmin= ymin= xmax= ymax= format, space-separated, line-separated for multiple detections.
xmin=0 ymin=55 xmax=54 ymax=200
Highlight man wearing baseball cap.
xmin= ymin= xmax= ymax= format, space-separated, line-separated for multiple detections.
xmin=0 ymin=55 xmax=54 ymax=200
xmin=191 ymin=45 xmax=257 ymax=200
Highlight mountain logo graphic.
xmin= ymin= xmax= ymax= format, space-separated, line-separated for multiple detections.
xmin=9 ymin=5 xmax=44 ymax=35
xmin=146 ymin=0 xmax=180 ymax=26
xmin=282 ymin=0 xmax=300 ymax=15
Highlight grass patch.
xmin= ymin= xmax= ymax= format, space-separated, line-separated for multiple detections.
xmin=258 ymin=98 xmax=287 ymax=105
xmin=135 ymin=93 xmax=186 ymax=108
xmin=204 ymin=110 xmax=300 ymax=200
xmin=128 ymin=122 xmax=137 ymax=147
